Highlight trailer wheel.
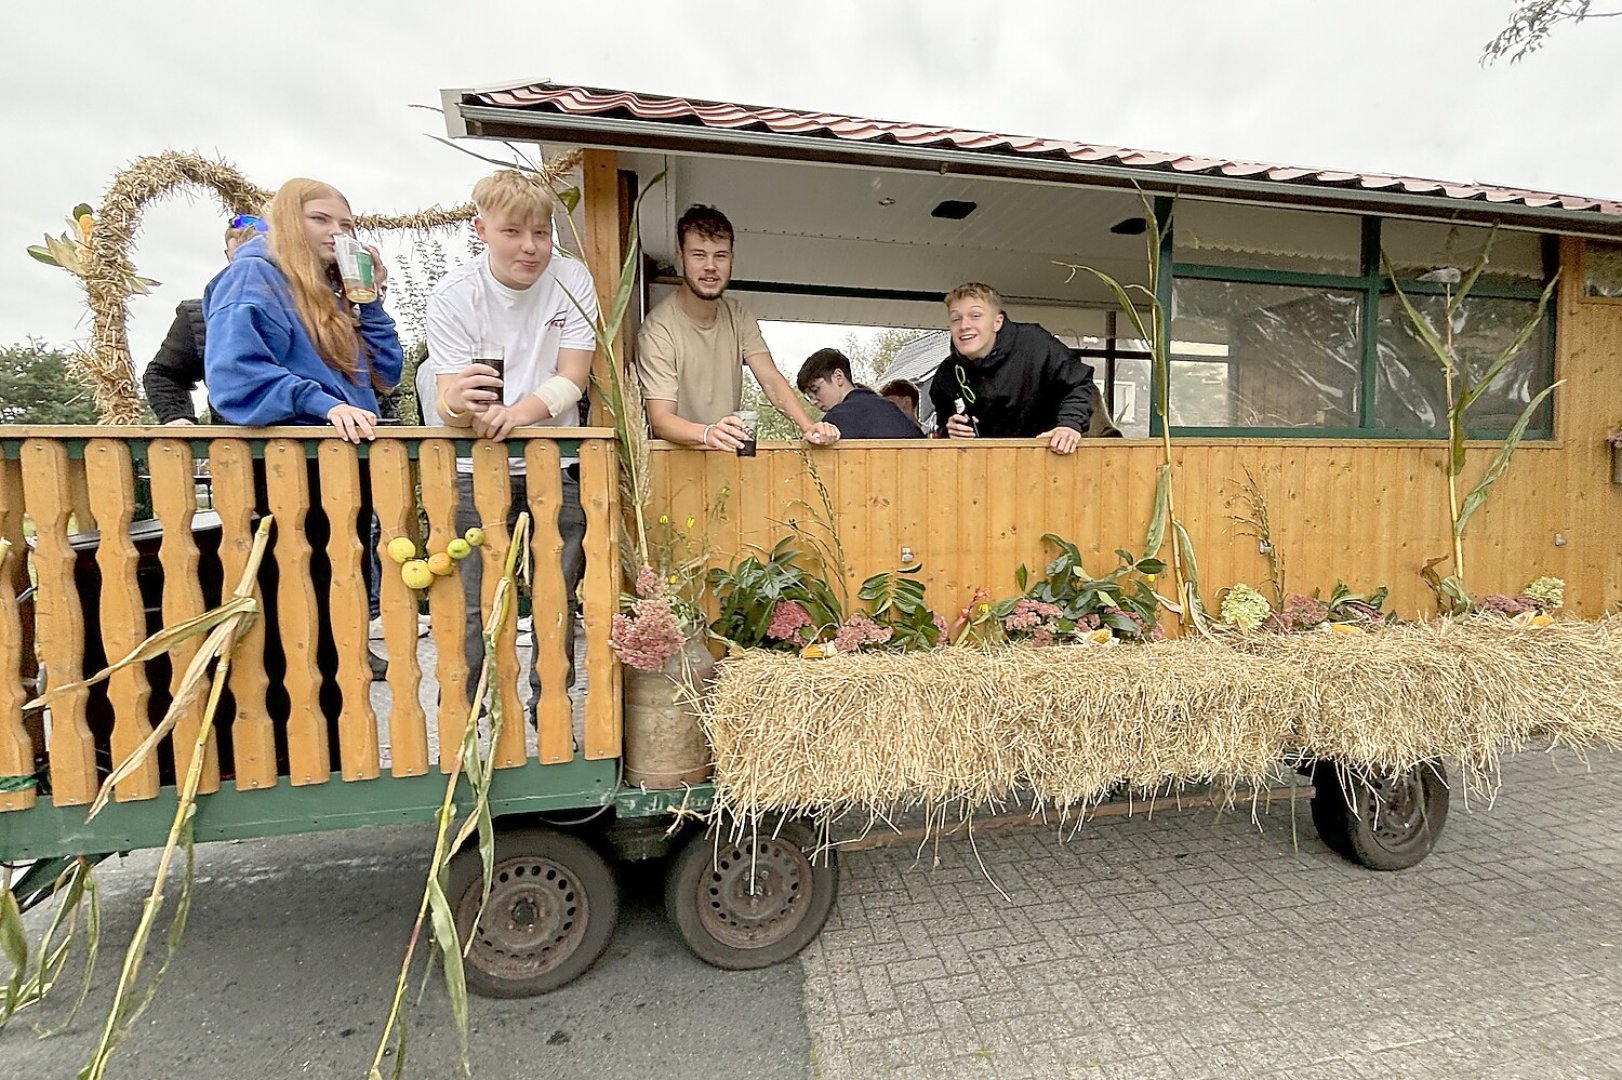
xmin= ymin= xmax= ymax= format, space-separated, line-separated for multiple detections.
xmin=1311 ymin=760 xmax=1450 ymax=871
xmin=448 ymin=826 xmax=618 ymax=998
xmin=665 ymin=820 xmax=837 ymax=970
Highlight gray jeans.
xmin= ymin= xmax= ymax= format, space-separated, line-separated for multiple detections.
xmin=454 ymin=469 xmax=585 ymax=709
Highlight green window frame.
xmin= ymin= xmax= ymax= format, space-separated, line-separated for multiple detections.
xmin=1150 ymin=199 xmax=1558 ymax=440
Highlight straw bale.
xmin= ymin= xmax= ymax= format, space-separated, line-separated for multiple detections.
xmin=704 ymin=616 xmax=1622 ymax=821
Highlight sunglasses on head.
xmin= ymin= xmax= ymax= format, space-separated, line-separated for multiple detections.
xmin=230 ymin=214 xmax=270 ymax=233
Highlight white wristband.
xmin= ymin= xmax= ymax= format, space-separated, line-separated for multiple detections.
xmin=531 ymin=374 xmax=584 ymax=420
xmin=701 ymin=423 xmax=715 ymax=448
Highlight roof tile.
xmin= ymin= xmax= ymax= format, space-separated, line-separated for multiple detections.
xmin=461 ymin=82 xmax=1622 ymax=218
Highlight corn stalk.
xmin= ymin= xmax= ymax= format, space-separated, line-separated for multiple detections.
xmin=1 ymin=857 xmax=101 ymax=1037
xmin=369 ymin=512 xmax=531 ymax=1080
xmin=16 ymin=517 xmax=275 ymax=1079
xmin=1057 ymin=191 xmax=1211 ymax=632
xmin=1386 ymin=228 xmax=1561 ymax=612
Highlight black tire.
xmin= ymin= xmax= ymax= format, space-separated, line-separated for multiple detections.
xmin=1311 ymin=760 xmax=1450 ymax=871
xmin=664 ymin=819 xmax=838 ymax=970
xmin=447 ymin=826 xmax=619 ymax=998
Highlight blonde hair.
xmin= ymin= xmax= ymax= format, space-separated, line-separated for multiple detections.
xmin=266 ymin=178 xmax=362 ymax=381
xmin=472 ymin=169 xmax=559 ymax=226
xmin=945 ymin=282 xmax=1004 ymax=313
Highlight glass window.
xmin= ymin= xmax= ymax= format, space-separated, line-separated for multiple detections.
xmin=1582 ymin=241 xmax=1622 ymax=298
xmin=1173 ymin=201 xmax=1362 ymax=275
xmin=1374 ymin=294 xmax=1552 ymax=434
xmin=1170 ymin=280 xmax=1363 ymax=428
xmin=1382 ymin=220 xmax=1544 ymax=285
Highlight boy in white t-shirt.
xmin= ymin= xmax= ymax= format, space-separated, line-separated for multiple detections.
xmin=427 ymin=170 xmax=599 ymax=709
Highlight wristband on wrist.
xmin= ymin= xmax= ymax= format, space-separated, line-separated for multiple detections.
xmin=438 ymin=392 xmax=467 ymax=421
xmin=700 ymin=423 xmax=715 ymax=448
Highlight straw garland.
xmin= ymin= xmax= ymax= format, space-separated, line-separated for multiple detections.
xmin=704 ymin=615 xmax=1622 ymax=824
xmin=73 ymin=149 xmax=564 ymax=422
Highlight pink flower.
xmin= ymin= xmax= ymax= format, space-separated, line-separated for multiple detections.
xmin=932 ymin=612 xmax=949 ymax=642
xmin=634 ymin=565 xmax=662 ymax=599
xmin=832 ymin=613 xmax=893 ymax=653
xmin=766 ymin=600 xmax=814 ymax=641
xmin=610 ymin=594 xmax=686 ymax=671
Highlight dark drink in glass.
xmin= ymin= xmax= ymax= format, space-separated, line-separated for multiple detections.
xmin=735 ymin=409 xmax=758 ymax=457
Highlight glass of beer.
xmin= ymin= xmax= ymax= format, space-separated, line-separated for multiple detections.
xmin=734 ymin=410 xmax=758 ymax=457
xmin=332 ymin=234 xmax=377 ymax=304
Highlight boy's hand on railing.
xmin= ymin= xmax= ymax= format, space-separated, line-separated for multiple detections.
xmin=1040 ymin=427 xmax=1082 ymax=455
xmin=943 ymin=414 xmax=977 ymax=439
xmin=805 ymin=421 xmax=840 ymax=446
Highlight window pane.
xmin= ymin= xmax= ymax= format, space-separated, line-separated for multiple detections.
xmin=1382 ymin=221 xmax=1544 ymax=285
xmin=1374 ymin=295 xmax=1552 ymax=434
xmin=1583 ymin=241 xmax=1622 ymax=298
xmin=1170 ymin=280 xmax=1362 ymax=428
xmin=1174 ymin=201 xmax=1361 ymax=275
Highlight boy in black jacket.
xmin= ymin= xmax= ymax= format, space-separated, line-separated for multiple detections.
xmin=929 ymin=282 xmax=1097 ymax=454
xmin=142 ymin=218 xmax=263 ymax=424
xmin=796 ymin=349 xmax=924 ymax=439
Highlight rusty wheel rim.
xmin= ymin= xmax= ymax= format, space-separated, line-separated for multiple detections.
xmin=460 ymin=854 xmax=589 ymax=980
xmin=694 ymin=834 xmax=811 ymax=951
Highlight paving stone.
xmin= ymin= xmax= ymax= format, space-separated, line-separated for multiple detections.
xmin=801 ymin=750 xmax=1622 ymax=1080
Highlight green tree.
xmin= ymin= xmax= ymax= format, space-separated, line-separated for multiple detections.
xmin=0 ymin=339 xmax=102 ymax=423
xmin=1482 ymin=1 xmax=1620 ymax=63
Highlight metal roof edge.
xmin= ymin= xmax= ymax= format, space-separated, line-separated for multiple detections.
xmin=452 ymin=103 xmax=1622 ymax=241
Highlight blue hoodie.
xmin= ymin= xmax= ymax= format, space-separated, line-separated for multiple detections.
xmin=202 ymin=235 xmax=403 ymax=425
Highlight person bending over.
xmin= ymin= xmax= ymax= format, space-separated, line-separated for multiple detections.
xmin=796 ymin=349 xmax=923 ymax=439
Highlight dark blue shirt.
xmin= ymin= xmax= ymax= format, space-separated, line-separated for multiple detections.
xmin=821 ymin=387 xmax=924 ymax=439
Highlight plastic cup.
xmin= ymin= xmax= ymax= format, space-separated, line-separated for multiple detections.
xmin=474 ymin=343 xmax=505 ymax=385
xmin=734 ymin=410 xmax=758 ymax=457
xmin=333 ymin=234 xmax=377 ymax=304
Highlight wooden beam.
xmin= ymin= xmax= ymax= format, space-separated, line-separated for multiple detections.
xmin=581 ymin=149 xmax=627 ymax=427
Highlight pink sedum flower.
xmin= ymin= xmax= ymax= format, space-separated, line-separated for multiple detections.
xmin=611 ymin=594 xmax=686 ymax=671
xmin=634 ymin=565 xmax=662 ymax=600
xmin=832 ymin=613 xmax=893 ymax=653
xmin=766 ymin=600 xmax=814 ymax=642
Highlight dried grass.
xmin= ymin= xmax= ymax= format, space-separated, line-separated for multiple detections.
xmin=704 ymin=616 xmax=1622 ymax=824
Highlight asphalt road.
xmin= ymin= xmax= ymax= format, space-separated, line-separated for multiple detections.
xmin=7 ymin=823 xmax=811 ymax=1079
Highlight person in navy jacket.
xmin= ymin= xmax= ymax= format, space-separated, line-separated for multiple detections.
xmin=795 ymin=348 xmax=924 ymax=439
xmin=204 ymin=178 xmax=402 ymax=442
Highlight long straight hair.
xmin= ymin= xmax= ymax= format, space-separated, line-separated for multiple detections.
xmin=266 ymin=178 xmax=361 ymax=381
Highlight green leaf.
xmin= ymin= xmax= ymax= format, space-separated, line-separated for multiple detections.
xmin=1014 ymin=564 xmax=1028 ymax=592
xmin=1143 ymin=465 xmax=1171 ymax=556
xmin=425 ymin=876 xmax=471 ymax=1074
xmin=70 ymin=203 xmax=94 ymax=221
xmin=1386 ymin=265 xmax=1454 ymax=375
xmin=1457 ymin=273 xmax=1559 ymax=416
xmin=26 ymin=244 xmax=61 ymax=267
xmin=1136 ymin=558 xmax=1166 ymax=576
xmin=1455 ymin=380 xmax=1562 ymax=536
xmin=1057 ymin=262 xmax=1153 ymax=346
xmin=1447 ymin=224 xmax=1496 ymax=319
xmin=556 ymin=186 xmax=581 ymax=213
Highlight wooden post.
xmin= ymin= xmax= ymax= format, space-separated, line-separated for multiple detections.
xmin=85 ymin=440 xmax=158 ymax=801
xmin=149 ymin=438 xmax=218 ymax=794
xmin=0 ymin=457 xmax=36 ymax=811
xmin=471 ymin=442 xmax=523 ymax=767
xmin=320 ymin=441 xmax=379 ymax=782
xmin=526 ymin=441 xmax=573 ymax=764
xmin=211 ymin=439 xmax=276 ymax=791
xmin=265 ymin=440 xmax=329 ymax=785
xmin=20 ymin=440 xmax=96 ymax=806
xmin=582 ymin=149 xmax=627 ymax=427
xmin=371 ymin=440 xmax=428 ymax=778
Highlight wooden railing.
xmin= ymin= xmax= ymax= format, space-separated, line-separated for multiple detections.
xmin=0 ymin=427 xmax=623 ymax=813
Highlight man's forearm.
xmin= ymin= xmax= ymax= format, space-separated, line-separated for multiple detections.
xmin=648 ymin=408 xmax=710 ymax=447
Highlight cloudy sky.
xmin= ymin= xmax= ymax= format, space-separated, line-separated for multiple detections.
xmin=2 ymin=0 xmax=1618 ymax=380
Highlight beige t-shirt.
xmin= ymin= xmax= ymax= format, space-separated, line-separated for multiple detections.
xmin=635 ymin=294 xmax=770 ymax=425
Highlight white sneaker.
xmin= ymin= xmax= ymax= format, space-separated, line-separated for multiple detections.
xmin=368 ymin=616 xmax=384 ymax=641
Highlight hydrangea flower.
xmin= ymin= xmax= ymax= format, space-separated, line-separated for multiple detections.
xmin=1478 ymin=593 xmax=1535 ymax=617
xmin=1523 ymin=576 xmax=1565 ymax=612
xmin=1220 ymin=584 xmax=1272 ymax=632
